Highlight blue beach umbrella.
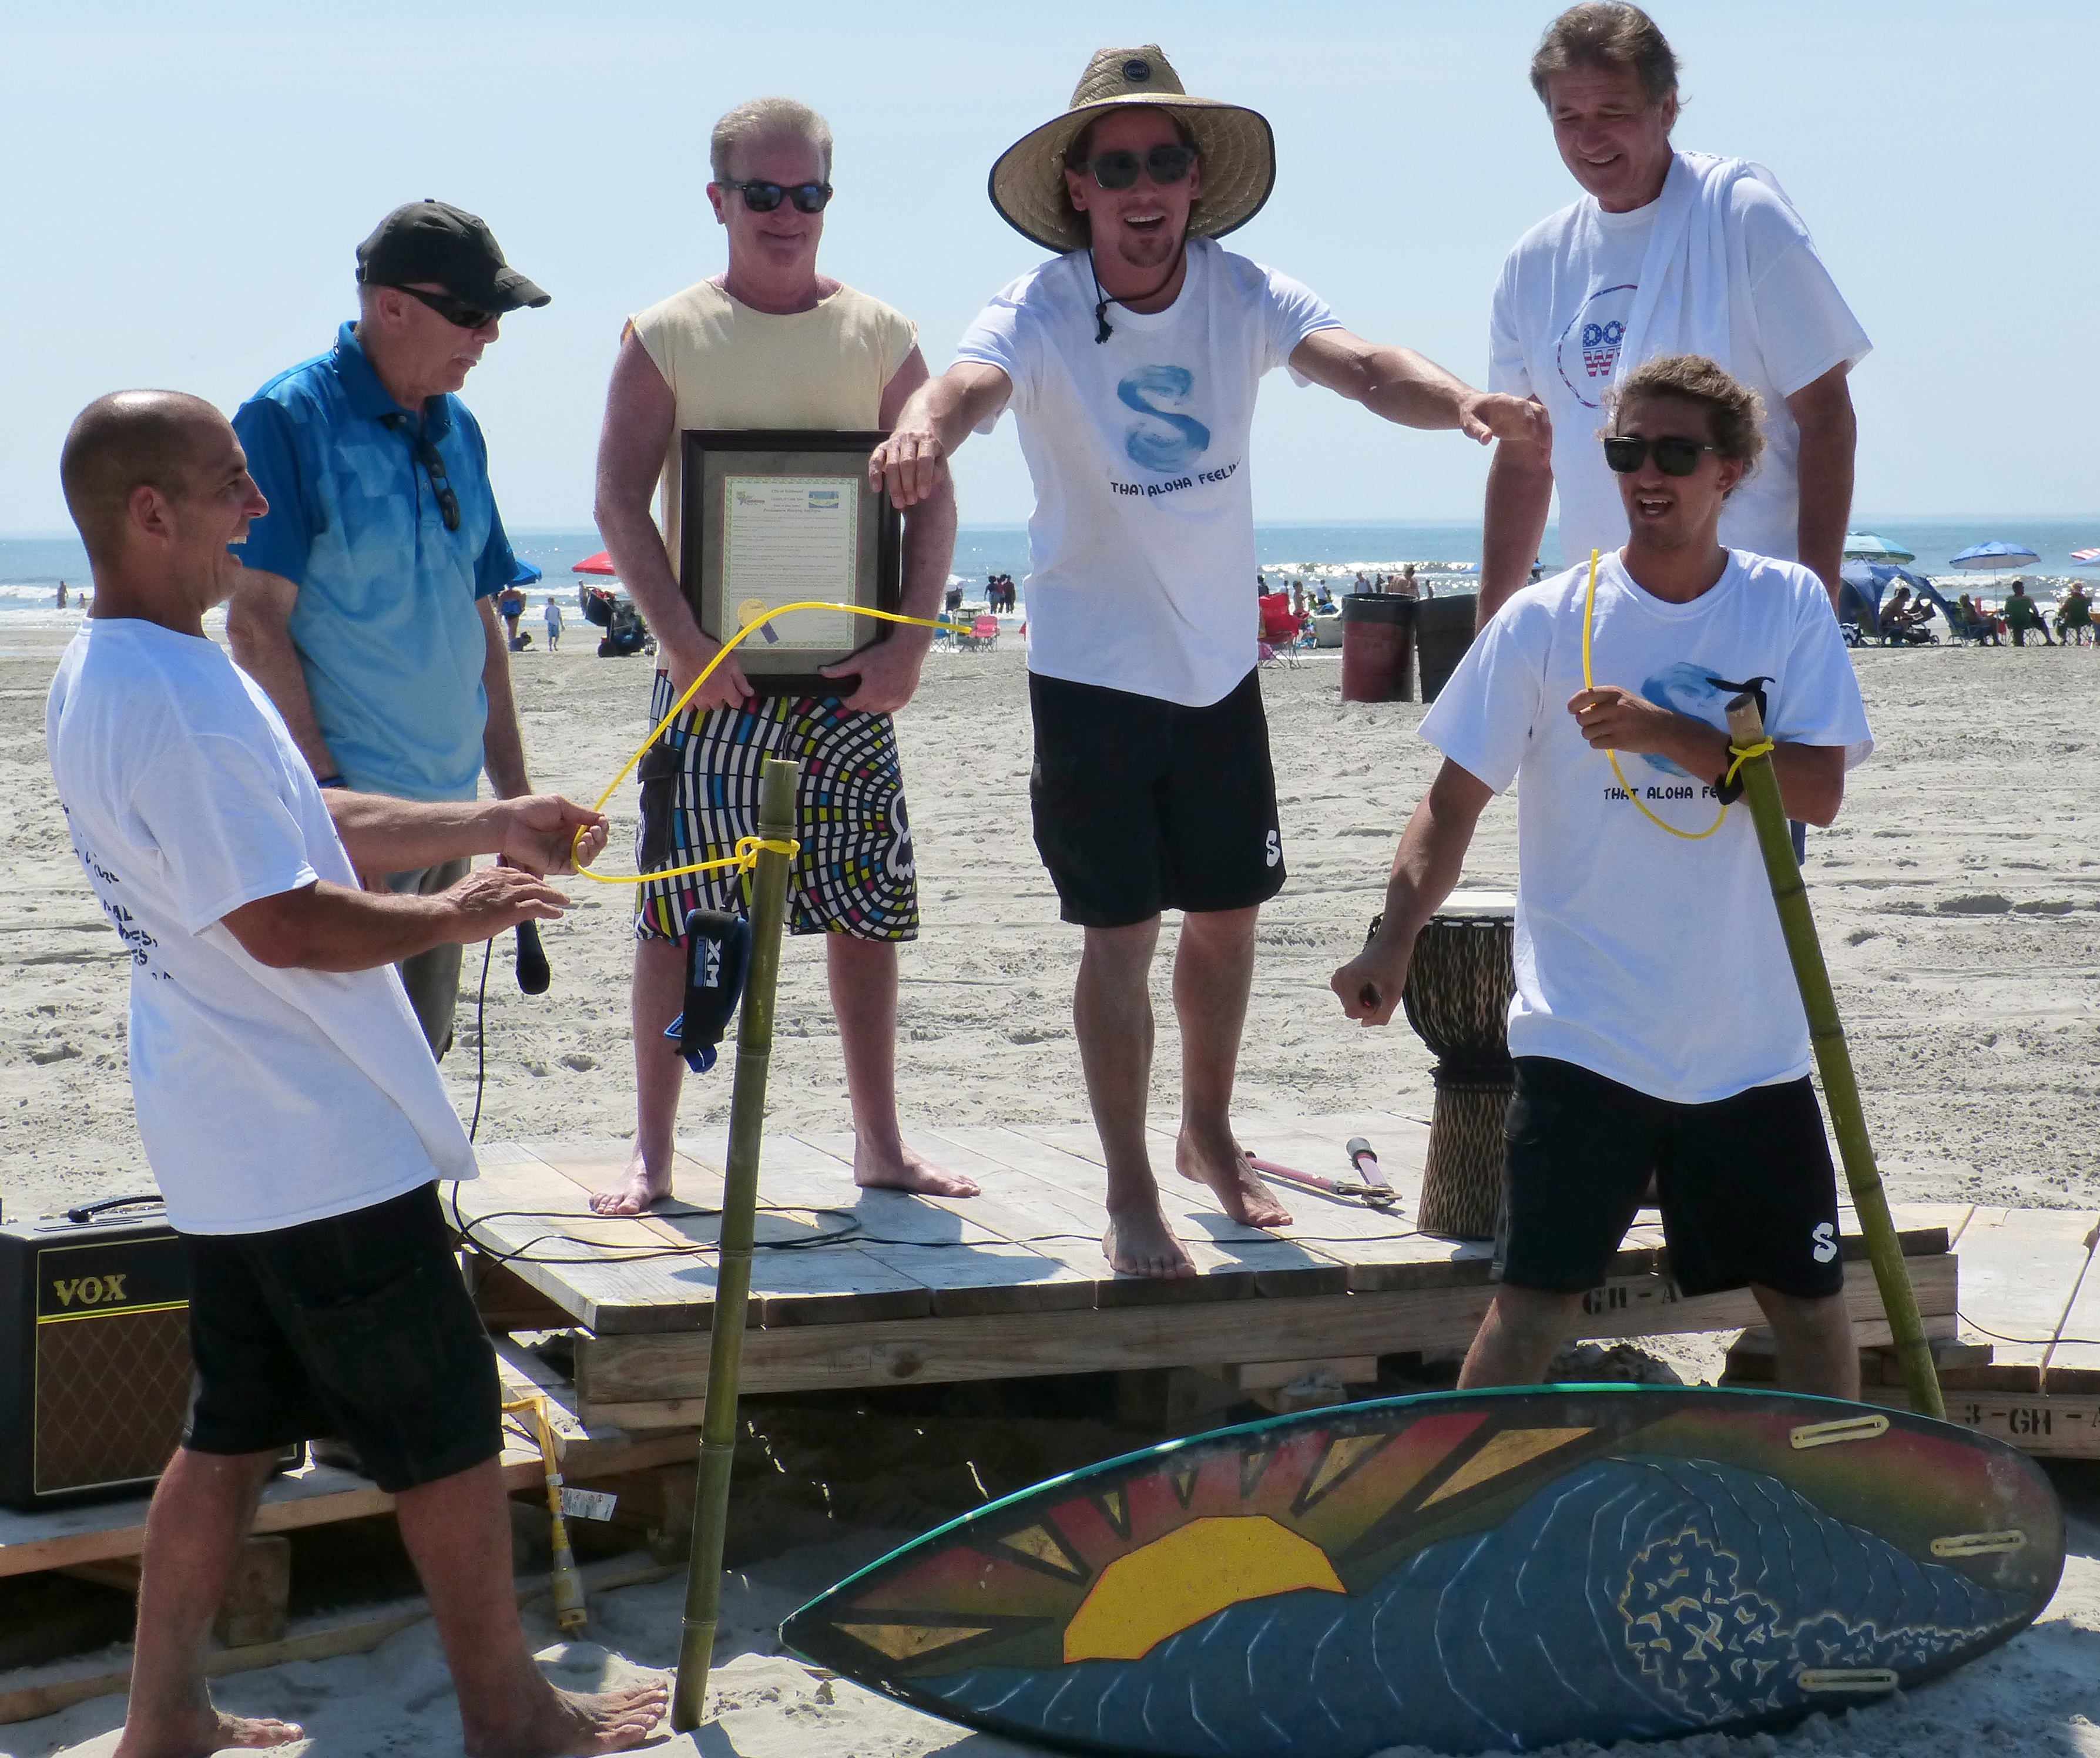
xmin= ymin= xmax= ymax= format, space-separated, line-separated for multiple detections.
xmin=1839 ymin=561 xmax=1951 ymax=624
xmin=512 ymin=561 xmax=545 ymax=583
xmin=1950 ymin=541 xmax=2040 ymax=572
xmin=1843 ymin=532 xmax=1916 ymax=563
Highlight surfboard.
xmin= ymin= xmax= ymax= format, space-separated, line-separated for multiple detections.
xmin=781 ymin=1384 xmax=2064 ymax=1756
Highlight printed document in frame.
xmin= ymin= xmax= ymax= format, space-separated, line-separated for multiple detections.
xmin=683 ymin=430 xmax=902 ymax=697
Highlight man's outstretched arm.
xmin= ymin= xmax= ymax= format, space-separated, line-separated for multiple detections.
xmin=1289 ymin=330 xmax=1549 ymax=447
xmin=324 ymin=791 xmax=608 ymax=878
xmin=1331 ymin=759 xmax=1496 ymax=1025
xmin=869 ymin=363 xmax=1014 ymax=509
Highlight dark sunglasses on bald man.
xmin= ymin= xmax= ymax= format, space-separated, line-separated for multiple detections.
xmin=723 ymin=179 xmax=834 ymax=213
xmin=386 ymin=284 xmax=498 ymax=331
xmin=1083 ymin=143 xmax=1197 ymax=190
xmin=1603 ymin=434 xmax=1722 ymax=477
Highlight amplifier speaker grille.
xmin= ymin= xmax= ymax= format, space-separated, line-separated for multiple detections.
xmin=35 ymin=1306 xmax=192 ymax=1495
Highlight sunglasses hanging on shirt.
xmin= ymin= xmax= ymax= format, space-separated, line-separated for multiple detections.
xmin=1602 ymin=434 xmax=1722 ymax=477
xmin=383 ymin=415 xmax=461 ymax=532
xmin=723 ymin=179 xmax=833 ymax=213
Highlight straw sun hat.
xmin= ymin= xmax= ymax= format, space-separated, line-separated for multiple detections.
xmin=988 ymin=46 xmax=1276 ymax=255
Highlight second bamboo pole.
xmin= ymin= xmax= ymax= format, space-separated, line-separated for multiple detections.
xmin=1723 ymin=693 xmax=1944 ymax=1421
xmin=670 ymin=756 xmax=799 ymax=1730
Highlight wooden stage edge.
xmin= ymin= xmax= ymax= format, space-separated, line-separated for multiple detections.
xmin=445 ymin=1115 xmax=2100 ymax=1461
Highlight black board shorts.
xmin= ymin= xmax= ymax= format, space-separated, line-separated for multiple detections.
xmin=1028 ymin=668 xmax=1284 ymax=928
xmin=1496 ymin=1056 xmax=1846 ymax=1301
xmin=181 ymin=1183 xmax=500 ymax=1494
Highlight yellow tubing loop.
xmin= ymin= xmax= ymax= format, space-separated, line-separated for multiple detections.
xmin=1582 ymin=548 xmax=1773 ymax=841
xmin=569 ymin=600 xmax=965 ymax=884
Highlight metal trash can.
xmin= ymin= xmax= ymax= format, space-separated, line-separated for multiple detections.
xmin=1339 ymin=594 xmax=1416 ymax=702
xmin=1414 ymin=594 xmax=1480 ymax=704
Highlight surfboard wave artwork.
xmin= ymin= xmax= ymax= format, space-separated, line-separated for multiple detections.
xmin=781 ymin=1385 xmax=2064 ymax=1756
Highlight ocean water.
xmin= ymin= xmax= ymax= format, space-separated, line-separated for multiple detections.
xmin=6 ymin=516 xmax=2095 ymax=612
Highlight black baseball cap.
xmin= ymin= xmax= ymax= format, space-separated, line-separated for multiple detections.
xmin=355 ymin=200 xmax=549 ymax=312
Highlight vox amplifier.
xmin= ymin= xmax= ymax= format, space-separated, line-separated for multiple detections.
xmin=0 ymin=1199 xmax=297 ymax=1510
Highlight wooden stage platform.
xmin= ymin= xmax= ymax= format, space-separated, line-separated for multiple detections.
xmin=454 ymin=1112 xmax=2100 ymax=1456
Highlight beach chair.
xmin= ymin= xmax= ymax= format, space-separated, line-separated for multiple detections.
xmin=958 ymin=614 xmax=999 ymax=652
xmin=1257 ymin=593 xmax=1307 ymax=667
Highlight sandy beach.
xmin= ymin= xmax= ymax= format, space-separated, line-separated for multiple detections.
xmin=4 ymin=622 xmax=2099 ymax=1757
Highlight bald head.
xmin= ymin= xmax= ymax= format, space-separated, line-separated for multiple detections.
xmin=61 ymin=391 xmax=233 ymax=564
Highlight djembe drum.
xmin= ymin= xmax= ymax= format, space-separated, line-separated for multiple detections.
xmin=1400 ymin=891 xmax=1517 ymax=1240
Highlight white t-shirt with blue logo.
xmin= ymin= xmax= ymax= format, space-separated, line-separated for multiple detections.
xmin=1419 ymin=550 xmax=1872 ymax=1104
xmin=955 ymin=239 xmax=1340 ymax=706
xmin=1490 ymin=177 xmax=1868 ymax=569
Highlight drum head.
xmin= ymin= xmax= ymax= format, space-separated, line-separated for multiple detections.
xmin=1430 ymin=888 xmax=1515 ymax=923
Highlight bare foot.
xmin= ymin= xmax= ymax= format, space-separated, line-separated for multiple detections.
xmin=465 ymin=1678 xmax=669 ymax=1758
xmin=1176 ymin=1125 xmax=1292 ymax=1229
xmin=855 ymin=1138 xmax=981 ymax=1198
xmin=588 ymin=1146 xmax=671 ymax=1216
xmin=1103 ymin=1201 xmax=1198 ymax=1278
xmin=114 ymin=1706 xmax=304 ymax=1758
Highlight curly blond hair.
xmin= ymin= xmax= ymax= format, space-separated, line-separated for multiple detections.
xmin=1609 ymin=354 xmax=1766 ymax=478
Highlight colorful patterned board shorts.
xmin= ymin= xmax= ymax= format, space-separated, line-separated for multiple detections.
xmin=633 ymin=675 xmax=918 ymax=944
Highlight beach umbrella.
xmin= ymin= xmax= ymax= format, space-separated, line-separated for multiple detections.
xmin=572 ymin=551 xmax=616 ymax=575
xmin=2071 ymin=547 xmax=2100 ymax=569
xmin=1949 ymin=541 xmax=2040 ymax=572
xmin=512 ymin=561 xmax=544 ymax=584
xmin=1843 ymin=532 xmax=1916 ymax=563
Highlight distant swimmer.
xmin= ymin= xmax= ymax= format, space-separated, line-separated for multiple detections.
xmin=1477 ymin=3 xmax=1870 ymax=626
xmin=1335 ymin=355 xmax=1874 ymax=1400
xmin=873 ymin=44 xmax=1545 ymax=1277
xmin=226 ymin=200 xmax=551 ymax=1058
xmin=47 ymin=391 xmax=661 ymax=1757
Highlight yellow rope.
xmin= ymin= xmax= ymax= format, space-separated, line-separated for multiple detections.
xmin=1580 ymin=549 xmax=1773 ymax=841
xmin=569 ymin=600 xmax=968 ymax=885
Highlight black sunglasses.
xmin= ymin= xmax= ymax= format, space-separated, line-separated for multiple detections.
xmin=1082 ymin=143 xmax=1197 ymax=191
xmin=724 ymin=179 xmax=833 ymax=213
xmin=384 ymin=415 xmax=459 ymax=532
xmin=1603 ymin=434 xmax=1721 ymax=477
xmin=386 ymin=284 xmax=499 ymax=331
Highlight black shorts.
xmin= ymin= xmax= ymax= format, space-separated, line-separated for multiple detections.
xmin=181 ymin=1183 xmax=501 ymax=1494
xmin=1028 ymin=669 xmax=1284 ymax=928
xmin=1497 ymin=1056 xmax=1845 ymax=1300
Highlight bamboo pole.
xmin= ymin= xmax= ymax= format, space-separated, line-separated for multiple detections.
xmin=1722 ymin=693 xmax=1945 ymax=1420
xmin=670 ymin=756 xmax=798 ymax=1731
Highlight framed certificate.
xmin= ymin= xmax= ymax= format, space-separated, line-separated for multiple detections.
xmin=681 ymin=430 xmax=902 ymax=696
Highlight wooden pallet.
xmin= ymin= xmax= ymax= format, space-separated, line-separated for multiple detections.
xmin=0 ymin=1340 xmax=693 ymax=1582
xmin=452 ymin=1119 xmax=1961 ymax=1429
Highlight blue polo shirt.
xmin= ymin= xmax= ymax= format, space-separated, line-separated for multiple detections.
xmin=231 ymin=322 xmax=524 ymax=801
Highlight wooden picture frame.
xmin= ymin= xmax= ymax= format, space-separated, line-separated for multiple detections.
xmin=680 ymin=430 xmax=901 ymax=696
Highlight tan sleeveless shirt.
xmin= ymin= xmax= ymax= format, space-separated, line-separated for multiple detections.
xmin=626 ymin=279 xmax=918 ymax=582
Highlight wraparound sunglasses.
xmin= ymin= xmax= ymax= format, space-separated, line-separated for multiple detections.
xmin=1603 ymin=434 xmax=1721 ymax=477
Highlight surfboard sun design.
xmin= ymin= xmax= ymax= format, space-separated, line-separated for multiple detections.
xmin=781 ymin=1385 xmax=2064 ymax=1756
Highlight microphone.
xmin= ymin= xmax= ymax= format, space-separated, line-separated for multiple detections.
xmin=515 ymin=921 xmax=551 ymax=995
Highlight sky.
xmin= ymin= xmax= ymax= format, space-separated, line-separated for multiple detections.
xmin=2 ymin=0 xmax=2094 ymax=532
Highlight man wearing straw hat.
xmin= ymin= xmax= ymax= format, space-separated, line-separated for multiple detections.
xmin=874 ymin=47 xmax=1544 ymax=1277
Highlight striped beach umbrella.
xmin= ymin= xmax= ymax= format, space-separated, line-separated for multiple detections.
xmin=1843 ymin=532 xmax=1916 ymax=563
xmin=2071 ymin=547 xmax=2100 ymax=568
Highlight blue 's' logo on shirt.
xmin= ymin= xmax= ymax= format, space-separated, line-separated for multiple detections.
xmin=1118 ymin=366 xmax=1211 ymax=472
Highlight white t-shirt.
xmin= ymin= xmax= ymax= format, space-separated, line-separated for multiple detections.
xmin=1418 ymin=551 xmax=1872 ymax=1103
xmin=46 ymin=619 xmax=477 ymax=1234
xmin=955 ymin=238 xmax=1341 ymax=706
xmin=1491 ymin=170 xmax=1870 ymax=567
